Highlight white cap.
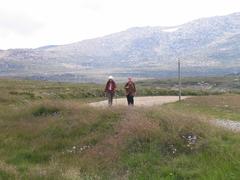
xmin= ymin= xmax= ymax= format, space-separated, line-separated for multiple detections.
xmin=108 ymin=75 xmax=113 ymax=79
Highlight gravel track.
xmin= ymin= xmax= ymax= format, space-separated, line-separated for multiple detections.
xmin=212 ymin=119 xmax=240 ymax=132
xmin=89 ymin=96 xmax=190 ymax=107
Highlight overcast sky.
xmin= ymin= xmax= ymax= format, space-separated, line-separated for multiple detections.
xmin=0 ymin=0 xmax=240 ymax=49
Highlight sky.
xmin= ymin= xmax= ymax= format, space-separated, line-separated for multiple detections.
xmin=0 ymin=0 xmax=240 ymax=50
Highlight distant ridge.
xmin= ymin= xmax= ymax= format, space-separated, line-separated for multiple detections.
xmin=0 ymin=12 xmax=240 ymax=82
xmin=37 ymin=45 xmax=58 ymax=50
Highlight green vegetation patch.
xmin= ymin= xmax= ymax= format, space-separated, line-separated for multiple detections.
xmin=32 ymin=106 xmax=60 ymax=117
xmin=7 ymin=151 xmax=51 ymax=165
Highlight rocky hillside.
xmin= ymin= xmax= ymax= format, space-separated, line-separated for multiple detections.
xmin=0 ymin=12 xmax=240 ymax=82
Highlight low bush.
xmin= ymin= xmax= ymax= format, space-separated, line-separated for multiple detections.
xmin=32 ymin=106 xmax=60 ymax=117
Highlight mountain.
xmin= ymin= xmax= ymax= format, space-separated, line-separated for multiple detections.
xmin=0 ymin=12 xmax=240 ymax=82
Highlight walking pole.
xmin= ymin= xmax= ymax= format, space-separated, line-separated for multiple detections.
xmin=115 ymin=91 xmax=117 ymax=105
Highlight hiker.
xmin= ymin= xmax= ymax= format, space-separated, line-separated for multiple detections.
xmin=104 ymin=76 xmax=117 ymax=106
xmin=124 ymin=77 xmax=136 ymax=106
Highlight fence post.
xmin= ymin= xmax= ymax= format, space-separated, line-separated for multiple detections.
xmin=178 ymin=59 xmax=182 ymax=101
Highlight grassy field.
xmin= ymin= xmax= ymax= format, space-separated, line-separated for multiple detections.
xmin=167 ymin=95 xmax=240 ymax=121
xmin=0 ymin=78 xmax=240 ymax=179
xmin=136 ymin=75 xmax=240 ymax=95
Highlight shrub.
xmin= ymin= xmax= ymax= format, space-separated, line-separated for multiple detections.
xmin=32 ymin=106 xmax=60 ymax=117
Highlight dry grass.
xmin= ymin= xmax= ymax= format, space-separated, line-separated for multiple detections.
xmin=0 ymin=161 xmax=18 ymax=178
xmin=171 ymin=95 xmax=240 ymax=121
xmin=85 ymin=108 xmax=159 ymax=163
xmin=185 ymin=95 xmax=240 ymax=109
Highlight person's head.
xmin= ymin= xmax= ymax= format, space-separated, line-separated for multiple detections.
xmin=128 ymin=77 xmax=132 ymax=82
xmin=108 ymin=75 xmax=113 ymax=81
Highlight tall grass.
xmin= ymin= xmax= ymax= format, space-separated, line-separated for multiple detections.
xmin=0 ymin=78 xmax=239 ymax=179
xmin=118 ymin=108 xmax=240 ymax=179
xmin=0 ymin=99 xmax=124 ymax=179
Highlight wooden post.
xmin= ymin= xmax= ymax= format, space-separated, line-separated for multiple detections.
xmin=178 ymin=59 xmax=182 ymax=101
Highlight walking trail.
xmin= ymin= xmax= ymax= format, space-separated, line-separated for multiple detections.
xmin=89 ymin=96 xmax=189 ymax=107
xmin=89 ymin=96 xmax=240 ymax=133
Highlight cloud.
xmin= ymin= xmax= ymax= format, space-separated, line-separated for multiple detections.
xmin=0 ymin=11 xmax=43 ymax=36
xmin=0 ymin=0 xmax=240 ymax=49
xmin=79 ymin=0 xmax=106 ymax=12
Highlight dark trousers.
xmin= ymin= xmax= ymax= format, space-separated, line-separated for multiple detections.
xmin=107 ymin=92 xmax=114 ymax=106
xmin=126 ymin=95 xmax=134 ymax=105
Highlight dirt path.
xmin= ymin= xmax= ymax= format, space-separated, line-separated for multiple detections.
xmin=89 ymin=96 xmax=190 ymax=107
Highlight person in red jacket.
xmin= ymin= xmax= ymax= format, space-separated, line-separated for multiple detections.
xmin=104 ymin=76 xmax=117 ymax=106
